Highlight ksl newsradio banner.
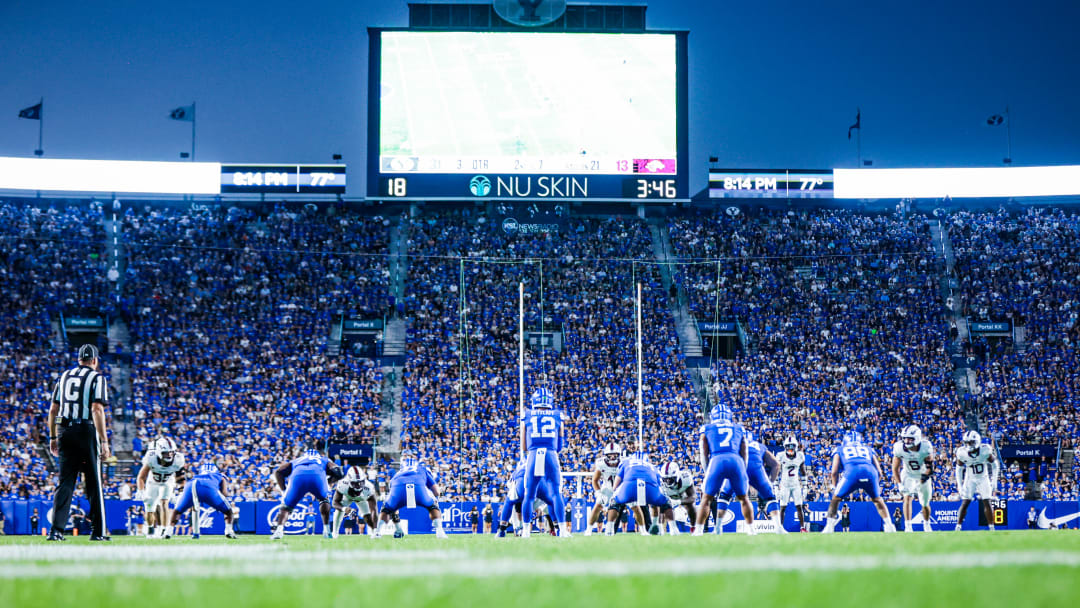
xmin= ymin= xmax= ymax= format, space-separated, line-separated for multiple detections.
xmin=3 ymin=499 xmax=1077 ymax=535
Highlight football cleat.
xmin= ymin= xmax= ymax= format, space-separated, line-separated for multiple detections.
xmin=225 ymin=532 xmax=238 ymax=540
xmin=46 ymin=531 xmax=65 ymax=542
xmin=393 ymin=530 xmax=405 ymax=539
xmin=648 ymin=523 xmax=661 ymax=536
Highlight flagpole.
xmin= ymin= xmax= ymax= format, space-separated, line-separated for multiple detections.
xmin=191 ymin=101 xmax=196 ymax=162
xmin=1005 ymin=105 xmax=1012 ymax=164
xmin=37 ymin=97 xmax=44 ymax=157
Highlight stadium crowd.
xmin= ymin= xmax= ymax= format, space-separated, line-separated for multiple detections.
xmin=1 ymin=198 xmax=1077 ymax=506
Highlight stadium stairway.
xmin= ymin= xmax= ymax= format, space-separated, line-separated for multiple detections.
xmin=374 ymin=211 xmax=411 ymax=462
xmin=102 ymin=205 xmax=136 ymax=460
xmin=647 ymin=219 xmax=711 ymax=405
xmin=932 ymin=219 xmax=984 ymax=433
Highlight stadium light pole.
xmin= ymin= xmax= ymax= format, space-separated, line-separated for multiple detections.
xmin=636 ymin=281 xmax=643 ymax=452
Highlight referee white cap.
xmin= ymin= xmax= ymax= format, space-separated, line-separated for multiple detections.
xmin=79 ymin=344 xmax=99 ymax=361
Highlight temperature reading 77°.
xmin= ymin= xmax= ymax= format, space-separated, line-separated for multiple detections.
xmin=310 ymin=173 xmax=335 ymax=186
xmin=800 ymin=177 xmax=824 ymax=190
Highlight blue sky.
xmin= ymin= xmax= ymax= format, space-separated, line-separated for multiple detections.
xmin=2 ymin=0 xmax=1077 ymax=194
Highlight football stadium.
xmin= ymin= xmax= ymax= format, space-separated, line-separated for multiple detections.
xmin=2 ymin=1 xmax=1080 ymax=606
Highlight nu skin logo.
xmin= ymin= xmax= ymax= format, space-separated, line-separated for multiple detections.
xmin=469 ymin=175 xmax=491 ymax=196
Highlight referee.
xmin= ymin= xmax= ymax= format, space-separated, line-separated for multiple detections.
xmin=47 ymin=344 xmax=112 ymax=541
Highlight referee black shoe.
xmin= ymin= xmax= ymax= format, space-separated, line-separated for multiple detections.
xmin=46 ymin=531 xmax=65 ymax=542
xmin=89 ymin=535 xmax=111 ymax=542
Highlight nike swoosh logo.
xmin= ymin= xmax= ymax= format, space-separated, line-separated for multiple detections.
xmin=1037 ymin=508 xmax=1080 ymax=529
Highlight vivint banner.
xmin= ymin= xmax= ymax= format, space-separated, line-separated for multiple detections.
xmin=2 ymin=499 xmax=1078 ymax=535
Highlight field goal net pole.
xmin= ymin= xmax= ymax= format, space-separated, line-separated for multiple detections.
xmin=636 ymin=281 xmax=643 ymax=452
xmin=519 ymin=281 xmax=525 ymax=460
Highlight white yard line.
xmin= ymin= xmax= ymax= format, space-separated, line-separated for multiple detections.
xmin=1 ymin=550 xmax=1078 ymax=579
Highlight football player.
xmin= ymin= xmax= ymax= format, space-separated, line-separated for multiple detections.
xmin=891 ymin=425 xmax=935 ymax=532
xmin=136 ymin=437 xmax=185 ymax=538
xmin=954 ymin=430 xmax=998 ymax=531
xmin=822 ymin=431 xmax=895 ymax=533
xmin=659 ymin=461 xmax=696 ymax=535
xmin=377 ymin=450 xmax=446 ymax=539
xmin=331 ymin=465 xmax=378 ymax=539
xmin=271 ymin=438 xmax=344 ymax=540
xmin=584 ymin=442 xmax=622 ymax=536
xmin=164 ymin=461 xmax=237 ymax=539
xmin=604 ymin=451 xmax=674 ymax=536
xmin=775 ymin=436 xmax=808 ymax=532
xmin=496 ymin=456 xmax=559 ymax=537
xmin=694 ymin=404 xmax=756 ymax=536
xmin=715 ymin=430 xmax=784 ymax=533
xmin=519 ymin=388 xmax=571 ymax=538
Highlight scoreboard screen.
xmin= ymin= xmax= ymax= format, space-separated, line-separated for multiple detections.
xmin=368 ymin=29 xmax=689 ymax=201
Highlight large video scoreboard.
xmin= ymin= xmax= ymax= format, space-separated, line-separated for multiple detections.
xmin=367 ymin=29 xmax=689 ymax=201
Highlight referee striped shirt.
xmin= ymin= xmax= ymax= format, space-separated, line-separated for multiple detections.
xmin=51 ymin=366 xmax=109 ymax=421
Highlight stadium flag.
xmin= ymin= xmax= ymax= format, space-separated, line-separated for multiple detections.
xmin=987 ymin=114 xmax=1005 ymax=126
xmin=847 ymin=109 xmax=861 ymax=140
xmin=18 ymin=102 xmax=42 ymax=120
xmin=169 ymin=105 xmax=194 ymax=122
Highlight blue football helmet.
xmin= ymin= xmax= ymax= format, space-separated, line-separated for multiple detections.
xmin=841 ymin=430 xmax=864 ymax=446
xmin=530 ymin=388 xmax=554 ymax=409
xmin=400 ymin=449 xmax=419 ymax=468
xmin=630 ymin=450 xmax=649 ymax=464
xmin=709 ymin=404 xmax=732 ymax=424
xmin=198 ymin=462 xmax=218 ymax=476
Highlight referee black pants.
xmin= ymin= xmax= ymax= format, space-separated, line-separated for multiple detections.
xmin=51 ymin=425 xmax=107 ymax=537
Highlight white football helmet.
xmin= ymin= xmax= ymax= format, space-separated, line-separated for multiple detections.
xmin=154 ymin=437 xmax=177 ymax=465
xmin=963 ymin=430 xmax=981 ymax=449
xmin=602 ymin=442 xmax=622 ymax=467
xmin=343 ymin=465 xmax=366 ymax=493
xmin=783 ymin=436 xmax=798 ymax=452
xmin=660 ymin=462 xmax=680 ymax=487
xmin=901 ymin=425 xmax=922 ymax=449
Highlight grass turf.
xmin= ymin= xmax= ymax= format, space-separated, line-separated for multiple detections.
xmin=2 ymin=531 xmax=1079 ymax=608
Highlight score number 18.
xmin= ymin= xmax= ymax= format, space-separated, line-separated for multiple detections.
xmin=385 ymin=177 xmax=407 ymax=197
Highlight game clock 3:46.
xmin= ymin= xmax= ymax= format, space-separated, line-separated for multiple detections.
xmin=624 ymin=178 xmax=677 ymax=199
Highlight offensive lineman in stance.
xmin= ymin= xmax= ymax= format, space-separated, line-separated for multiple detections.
xmin=136 ymin=437 xmax=185 ymax=538
xmin=954 ymin=430 xmax=999 ymax=531
xmin=378 ymin=450 xmax=447 ymax=538
xmin=605 ymin=451 xmax=674 ymax=536
xmin=272 ymin=438 xmax=344 ymax=540
xmin=891 ymin=425 xmax=935 ymax=532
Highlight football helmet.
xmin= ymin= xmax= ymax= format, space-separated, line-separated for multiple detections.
xmin=602 ymin=442 xmax=622 ymax=467
xmin=530 ymin=388 xmax=554 ymax=409
xmin=842 ymin=430 xmax=864 ymax=446
xmin=963 ymin=430 xmax=981 ymax=449
xmin=783 ymin=436 xmax=798 ymax=452
xmin=709 ymin=404 xmax=732 ymax=424
xmin=344 ymin=465 xmax=366 ymax=494
xmin=901 ymin=425 xmax=922 ymax=449
xmin=660 ymin=462 xmax=680 ymax=488
xmin=400 ymin=449 xmax=419 ymax=468
xmin=198 ymin=462 xmax=219 ymax=476
xmin=154 ymin=437 xmax=177 ymax=465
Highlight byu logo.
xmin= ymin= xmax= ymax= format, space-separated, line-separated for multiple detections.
xmin=470 ymin=175 xmax=491 ymax=197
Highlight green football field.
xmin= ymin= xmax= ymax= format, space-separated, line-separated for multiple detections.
xmin=2 ymin=531 xmax=1079 ymax=608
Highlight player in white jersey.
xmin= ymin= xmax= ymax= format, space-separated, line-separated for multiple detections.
xmin=775 ymin=436 xmax=808 ymax=532
xmin=331 ymin=466 xmax=378 ymax=538
xmin=891 ymin=425 xmax=935 ymax=533
xmin=136 ymin=437 xmax=186 ymax=538
xmin=585 ymin=442 xmax=622 ymax=536
xmin=658 ymin=462 xmax=696 ymax=535
xmin=954 ymin=430 xmax=998 ymax=531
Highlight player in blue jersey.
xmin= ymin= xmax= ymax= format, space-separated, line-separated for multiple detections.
xmin=495 ymin=456 xmax=562 ymax=537
xmin=694 ymin=404 xmax=756 ymax=536
xmin=822 ymin=430 xmax=895 ymax=533
xmin=271 ymin=438 xmax=344 ymax=540
xmin=164 ymin=461 xmax=237 ymax=539
xmin=519 ymin=388 xmax=571 ymax=538
xmin=714 ymin=430 xmax=785 ymax=533
xmin=378 ymin=450 xmax=447 ymax=538
xmin=604 ymin=451 xmax=675 ymax=536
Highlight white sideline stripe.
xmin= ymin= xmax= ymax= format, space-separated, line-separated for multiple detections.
xmin=0 ymin=545 xmax=464 ymax=562
xmin=1 ymin=551 xmax=1078 ymax=579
